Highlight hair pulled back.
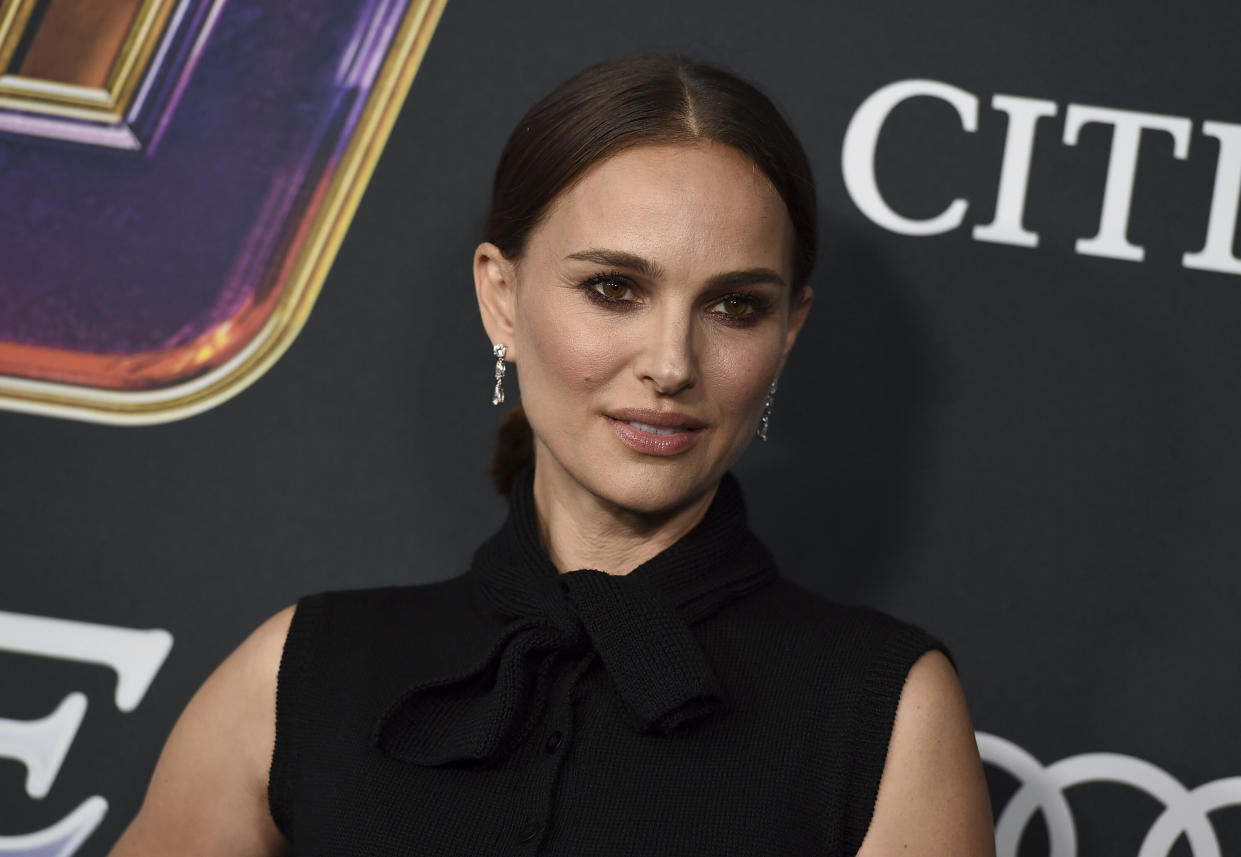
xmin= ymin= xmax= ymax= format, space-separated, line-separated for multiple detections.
xmin=485 ymin=55 xmax=818 ymax=496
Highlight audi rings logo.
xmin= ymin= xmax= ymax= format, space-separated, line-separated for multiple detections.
xmin=977 ymin=732 xmax=1241 ymax=857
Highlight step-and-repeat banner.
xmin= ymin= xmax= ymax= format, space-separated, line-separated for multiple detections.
xmin=1 ymin=1 xmax=1238 ymax=855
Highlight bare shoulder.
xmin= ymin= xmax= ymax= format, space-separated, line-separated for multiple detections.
xmin=855 ymin=650 xmax=996 ymax=857
xmin=107 ymin=605 xmax=297 ymax=857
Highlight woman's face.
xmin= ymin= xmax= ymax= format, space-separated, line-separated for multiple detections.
xmin=476 ymin=142 xmax=813 ymax=516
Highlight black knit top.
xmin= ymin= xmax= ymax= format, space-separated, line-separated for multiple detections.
xmin=268 ymin=467 xmax=947 ymax=856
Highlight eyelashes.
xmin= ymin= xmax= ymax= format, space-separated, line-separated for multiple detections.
xmin=579 ymin=272 xmax=773 ymax=326
xmin=585 ymin=273 xmax=633 ymax=304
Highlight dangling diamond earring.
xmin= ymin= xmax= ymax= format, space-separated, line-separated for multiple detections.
xmin=757 ymin=377 xmax=778 ymax=441
xmin=491 ymin=343 xmax=507 ymax=405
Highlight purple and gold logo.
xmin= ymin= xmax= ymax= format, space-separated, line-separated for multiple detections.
xmin=0 ymin=0 xmax=446 ymax=423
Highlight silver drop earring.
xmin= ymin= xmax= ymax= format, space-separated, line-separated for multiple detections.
xmin=757 ymin=377 xmax=778 ymax=441
xmin=491 ymin=343 xmax=507 ymax=405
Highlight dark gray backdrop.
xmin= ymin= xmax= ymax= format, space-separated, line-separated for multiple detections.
xmin=3 ymin=2 xmax=1239 ymax=855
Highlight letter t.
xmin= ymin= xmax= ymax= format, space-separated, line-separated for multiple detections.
xmin=1063 ymin=104 xmax=1192 ymax=262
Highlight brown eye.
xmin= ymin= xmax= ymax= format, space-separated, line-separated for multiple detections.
xmin=593 ymin=278 xmax=631 ymax=300
xmin=716 ymin=296 xmax=753 ymax=317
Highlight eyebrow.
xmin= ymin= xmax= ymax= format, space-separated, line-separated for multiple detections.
xmin=564 ymin=248 xmax=788 ymax=291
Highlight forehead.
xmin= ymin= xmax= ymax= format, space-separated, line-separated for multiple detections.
xmin=531 ymin=143 xmax=794 ymax=279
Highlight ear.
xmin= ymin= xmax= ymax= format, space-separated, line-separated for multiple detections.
xmin=776 ymin=285 xmax=814 ymax=374
xmin=473 ymin=241 xmax=520 ymax=360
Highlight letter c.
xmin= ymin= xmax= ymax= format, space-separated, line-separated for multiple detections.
xmin=842 ymin=79 xmax=979 ymax=235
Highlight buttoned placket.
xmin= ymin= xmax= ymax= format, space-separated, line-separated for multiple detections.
xmin=509 ymin=632 xmax=598 ymax=853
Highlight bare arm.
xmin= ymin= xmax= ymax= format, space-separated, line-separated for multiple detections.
xmin=855 ymin=650 xmax=996 ymax=857
xmin=107 ymin=606 xmax=296 ymax=857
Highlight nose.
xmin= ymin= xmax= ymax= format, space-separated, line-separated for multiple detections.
xmin=635 ymin=306 xmax=697 ymax=395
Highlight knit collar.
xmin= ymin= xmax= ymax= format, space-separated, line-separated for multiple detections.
xmin=374 ymin=466 xmax=778 ymax=768
xmin=470 ymin=465 xmax=777 ymax=623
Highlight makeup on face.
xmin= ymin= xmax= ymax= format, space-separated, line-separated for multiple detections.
xmin=512 ymin=142 xmax=805 ymax=516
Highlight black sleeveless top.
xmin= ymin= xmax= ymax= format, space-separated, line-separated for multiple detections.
xmin=268 ymin=468 xmax=947 ymax=856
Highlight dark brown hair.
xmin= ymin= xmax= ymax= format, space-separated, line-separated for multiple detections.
xmin=485 ymin=55 xmax=818 ymax=496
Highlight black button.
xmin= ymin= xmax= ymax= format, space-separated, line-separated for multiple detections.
xmin=518 ymin=820 xmax=542 ymax=843
xmin=558 ymin=579 xmax=569 ymax=593
xmin=544 ymin=730 xmax=563 ymax=753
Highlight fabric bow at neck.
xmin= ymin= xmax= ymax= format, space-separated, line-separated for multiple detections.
xmin=374 ymin=467 xmax=778 ymax=768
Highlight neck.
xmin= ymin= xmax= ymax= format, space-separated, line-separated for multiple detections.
xmin=530 ymin=453 xmax=719 ymax=576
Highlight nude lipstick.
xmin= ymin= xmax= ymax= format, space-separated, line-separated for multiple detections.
xmin=604 ymin=409 xmax=705 ymax=456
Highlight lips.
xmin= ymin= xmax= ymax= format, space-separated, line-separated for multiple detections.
xmin=622 ymin=420 xmax=687 ymax=436
xmin=604 ymin=409 xmax=706 ymax=456
xmin=606 ymin=408 xmax=706 ymax=430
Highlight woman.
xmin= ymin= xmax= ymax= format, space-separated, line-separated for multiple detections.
xmin=110 ymin=56 xmax=994 ymax=856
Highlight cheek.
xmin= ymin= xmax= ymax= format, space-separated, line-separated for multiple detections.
xmin=520 ymin=300 xmax=618 ymax=399
xmin=703 ymin=338 xmax=781 ymax=418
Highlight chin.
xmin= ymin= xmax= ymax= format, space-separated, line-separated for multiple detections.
xmin=586 ymin=458 xmax=719 ymax=517
xmin=535 ymin=427 xmax=737 ymax=518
